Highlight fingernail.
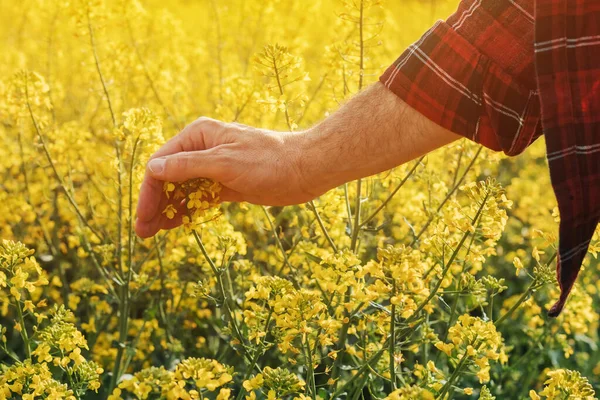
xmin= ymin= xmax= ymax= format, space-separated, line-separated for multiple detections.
xmin=148 ymin=158 xmax=165 ymax=174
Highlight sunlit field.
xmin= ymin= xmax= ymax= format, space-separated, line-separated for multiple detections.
xmin=1 ymin=0 xmax=599 ymax=399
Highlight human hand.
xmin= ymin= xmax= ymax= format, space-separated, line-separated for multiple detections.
xmin=135 ymin=118 xmax=318 ymax=238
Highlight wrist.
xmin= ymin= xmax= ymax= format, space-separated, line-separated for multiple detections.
xmin=291 ymin=84 xmax=405 ymax=196
xmin=290 ymin=125 xmax=349 ymax=197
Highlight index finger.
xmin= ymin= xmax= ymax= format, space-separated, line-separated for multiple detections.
xmin=135 ymin=117 xmax=219 ymax=229
xmin=151 ymin=117 xmax=214 ymax=159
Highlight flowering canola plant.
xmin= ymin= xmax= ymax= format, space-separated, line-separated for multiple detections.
xmin=0 ymin=0 xmax=599 ymax=399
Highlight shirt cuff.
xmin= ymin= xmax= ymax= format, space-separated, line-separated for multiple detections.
xmin=380 ymin=20 xmax=541 ymax=156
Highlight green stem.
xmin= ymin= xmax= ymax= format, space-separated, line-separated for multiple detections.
xmin=359 ymin=156 xmax=424 ymax=229
xmin=17 ymin=129 xmax=59 ymax=260
xmin=79 ymin=231 xmax=118 ymax=298
xmin=107 ymin=138 xmax=141 ymax=394
xmin=411 ymin=146 xmax=483 ymax=247
xmin=155 ymin=236 xmax=171 ymax=344
xmin=304 ymin=340 xmax=317 ymax=400
xmin=350 ymin=179 xmax=362 ymax=252
xmin=349 ymin=0 xmax=366 ymax=251
xmin=15 ymin=297 xmax=31 ymax=358
xmin=86 ymin=4 xmax=116 ymax=127
xmin=409 ymin=186 xmax=490 ymax=320
xmin=435 ymin=293 xmax=460 ymax=365
xmin=271 ymin=50 xmax=293 ymax=130
xmin=451 ymin=147 xmax=464 ymax=188
xmin=126 ymin=15 xmax=181 ymax=130
xmin=87 ymin=2 xmax=125 ymax=282
xmin=24 ymin=77 xmax=102 ymax=241
xmin=332 ymin=318 xmax=426 ymax=398
xmin=308 ymin=200 xmax=337 ymax=251
xmin=0 ymin=344 xmax=21 ymax=363
xmin=330 ymin=288 xmax=352 ymax=388
xmin=331 ymin=346 xmax=386 ymax=398
xmin=191 ymin=230 xmax=253 ymax=364
xmin=62 ymin=350 xmax=81 ymax=400
xmin=121 ymin=309 xmax=152 ymax=377
xmin=389 ymin=280 xmax=397 ymax=390
xmin=495 ymin=253 xmax=555 ymax=328
xmin=235 ymin=351 xmax=262 ymax=400
xmin=261 ymin=206 xmax=292 ymax=272
xmin=115 ymin=144 xmax=124 ymax=277
xmin=494 ymin=281 xmax=536 ymax=327
xmin=126 ymin=137 xmax=141 ymax=284
xmin=108 ymin=283 xmax=129 ymax=393
xmin=297 ymin=73 xmax=328 ymax=125
xmin=436 ymin=349 xmax=471 ymax=399
xmin=495 ymin=253 xmax=556 ymax=326
xmin=234 ymin=310 xmax=273 ymax=400
xmin=350 ymin=374 xmax=370 ymax=400
xmin=19 ymin=126 xmax=68 ymax=302
xmin=344 ymin=183 xmax=353 ymax=235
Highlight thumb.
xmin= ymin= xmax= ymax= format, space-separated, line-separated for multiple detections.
xmin=146 ymin=150 xmax=226 ymax=182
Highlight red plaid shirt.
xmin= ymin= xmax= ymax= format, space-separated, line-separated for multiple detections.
xmin=381 ymin=0 xmax=600 ymax=316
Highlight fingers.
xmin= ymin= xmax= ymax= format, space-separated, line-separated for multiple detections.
xmin=136 ymin=212 xmax=182 ymax=238
xmin=136 ymin=118 xmax=228 ymax=232
xmin=151 ymin=117 xmax=214 ymax=159
xmin=136 ymin=199 xmax=187 ymax=238
xmin=145 ymin=149 xmax=233 ymax=183
xmin=219 ymin=187 xmax=245 ymax=202
xmin=136 ymin=175 xmax=166 ymax=224
xmin=151 ymin=117 xmax=238 ymax=160
xmin=135 ymin=212 xmax=166 ymax=238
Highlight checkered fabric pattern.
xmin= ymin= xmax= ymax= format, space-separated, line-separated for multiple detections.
xmin=380 ymin=0 xmax=600 ymax=316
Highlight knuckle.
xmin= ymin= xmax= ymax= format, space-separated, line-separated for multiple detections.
xmin=190 ymin=117 xmax=225 ymax=148
xmin=193 ymin=116 xmax=218 ymax=129
xmin=209 ymin=146 xmax=236 ymax=169
xmin=178 ymin=131 xmax=195 ymax=151
xmin=226 ymin=121 xmax=248 ymax=133
xmin=208 ymin=146 xmax=228 ymax=160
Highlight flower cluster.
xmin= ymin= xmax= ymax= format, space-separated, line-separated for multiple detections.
xmin=112 ymin=357 xmax=233 ymax=399
xmin=372 ymin=245 xmax=432 ymax=318
xmin=253 ymin=44 xmax=309 ymax=131
xmin=1 ymin=361 xmax=76 ymax=400
xmin=385 ymin=385 xmax=434 ymax=400
xmin=163 ymin=178 xmax=222 ymax=229
xmin=0 ymin=240 xmax=48 ymax=302
xmin=435 ymin=315 xmax=507 ymax=383
xmin=529 ymin=369 xmax=596 ymax=400
xmin=243 ymin=367 xmax=305 ymax=399
xmin=0 ymin=245 xmax=102 ymax=399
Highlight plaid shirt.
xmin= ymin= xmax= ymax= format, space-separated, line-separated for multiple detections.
xmin=381 ymin=0 xmax=600 ymax=316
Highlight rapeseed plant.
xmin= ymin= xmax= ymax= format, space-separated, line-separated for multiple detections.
xmin=0 ymin=0 xmax=599 ymax=399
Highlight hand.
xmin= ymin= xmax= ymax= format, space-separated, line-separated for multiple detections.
xmin=135 ymin=118 xmax=318 ymax=238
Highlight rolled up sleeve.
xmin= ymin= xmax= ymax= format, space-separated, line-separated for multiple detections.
xmin=380 ymin=0 xmax=542 ymax=156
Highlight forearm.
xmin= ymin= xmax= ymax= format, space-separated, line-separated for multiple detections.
xmin=296 ymin=82 xmax=461 ymax=195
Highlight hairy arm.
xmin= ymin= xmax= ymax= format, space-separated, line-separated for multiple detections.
xmin=297 ymin=82 xmax=461 ymax=197
xmin=135 ymin=81 xmax=461 ymax=238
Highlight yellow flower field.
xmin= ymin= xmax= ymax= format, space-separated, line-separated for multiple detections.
xmin=0 ymin=0 xmax=599 ymax=399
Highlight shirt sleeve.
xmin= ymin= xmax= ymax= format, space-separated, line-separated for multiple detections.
xmin=380 ymin=0 xmax=542 ymax=156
